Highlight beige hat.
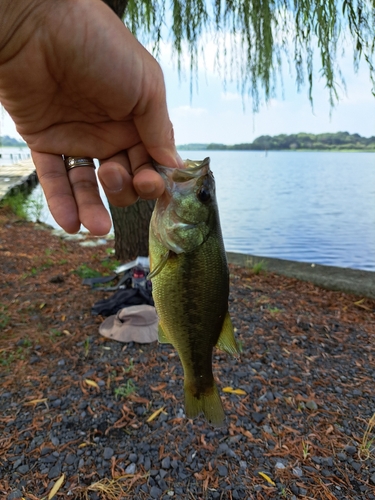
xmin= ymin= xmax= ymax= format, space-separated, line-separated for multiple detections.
xmin=99 ymin=305 xmax=158 ymax=343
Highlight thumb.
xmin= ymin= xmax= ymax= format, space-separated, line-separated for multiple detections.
xmin=133 ymin=71 xmax=184 ymax=169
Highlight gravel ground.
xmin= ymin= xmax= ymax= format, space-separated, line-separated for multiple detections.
xmin=1 ymin=212 xmax=375 ymax=499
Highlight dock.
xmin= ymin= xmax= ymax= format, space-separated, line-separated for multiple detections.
xmin=0 ymin=159 xmax=37 ymax=201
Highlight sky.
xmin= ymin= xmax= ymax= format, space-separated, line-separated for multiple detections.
xmin=1 ymin=37 xmax=374 ymax=145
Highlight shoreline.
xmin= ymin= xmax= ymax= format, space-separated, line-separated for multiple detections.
xmin=227 ymin=251 xmax=375 ymax=299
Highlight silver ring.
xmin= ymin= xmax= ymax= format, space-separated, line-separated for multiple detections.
xmin=64 ymin=156 xmax=96 ymax=171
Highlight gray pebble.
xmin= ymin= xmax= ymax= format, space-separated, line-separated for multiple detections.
xmin=51 ymin=437 xmax=60 ymax=446
xmin=12 ymin=459 xmax=22 ymax=470
xmin=345 ymin=445 xmax=357 ymax=456
xmin=48 ymin=464 xmax=61 ymax=479
xmin=252 ymin=412 xmax=265 ymax=424
xmin=337 ymin=452 xmax=347 ymax=461
xmin=103 ymin=447 xmax=114 ymax=460
xmin=57 ymin=359 xmax=65 ymax=366
xmin=129 ymin=453 xmax=138 ymax=463
xmin=321 ymin=457 xmax=333 ymax=467
xmin=161 ymin=457 xmax=171 ymax=469
xmin=217 ymin=465 xmax=228 ymax=477
xmin=292 ymin=466 xmax=303 ymax=477
xmin=150 ymin=486 xmax=163 ymax=498
xmin=125 ymin=463 xmax=136 ymax=474
xmin=351 ymin=461 xmax=361 ymax=472
xmin=7 ymin=490 xmax=22 ymax=500
xmin=290 ymin=484 xmax=299 ymax=495
xmin=275 ymin=462 xmax=286 ymax=469
xmin=370 ymin=473 xmax=375 ymax=485
xmin=158 ymin=478 xmax=168 ymax=490
xmin=306 ymin=400 xmax=318 ymax=411
xmin=16 ymin=465 xmax=29 ymax=474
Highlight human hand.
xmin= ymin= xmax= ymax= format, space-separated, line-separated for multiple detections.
xmin=0 ymin=0 xmax=182 ymax=235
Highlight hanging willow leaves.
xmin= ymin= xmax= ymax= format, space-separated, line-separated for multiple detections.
xmin=120 ymin=0 xmax=375 ymax=107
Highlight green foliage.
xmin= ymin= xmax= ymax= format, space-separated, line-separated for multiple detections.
xmin=252 ymin=260 xmax=267 ymax=274
xmin=123 ymin=0 xmax=375 ymax=107
xmin=101 ymin=259 xmax=121 ymax=272
xmin=75 ymin=264 xmax=102 ymax=279
xmin=0 ymin=135 xmax=27 ymax=147
xmin=114 ymin=379 xmax=137 ymax=399
xmin=26 ymin=193 xmax=45 ymax=223
xmin=0 ymin=304 xmax=10 ymax=330
xmin=179 ymin=132 xmax=375 ymax=150
xmin=1 ymin=189 xmax=45 ymax=222
xmin=1 ymin=191 xmax=28 ymax=218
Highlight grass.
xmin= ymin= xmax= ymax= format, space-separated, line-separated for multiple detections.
xmin=0 ymin=303 xmax=10 ymax=329
xmin=101 ymin=258 xmax=120 ymax=272
xmin=1 ymin=189 xmax=44 ymax=222
xmin=76 ymin=264 xmax=102 ymax=279
xmin=252 ymin=260 xmax=267 ymax=274
xmin=301 ymin=440 xmax=310 ymax=460
xmin=49 ymin=328 xmax=63 ymax=341
xmin=123 ymin=358 xmax=134 ymax=373
xmin=359 ymin=412 xmax=375 ymax=460
xmin=84 ymin=338 xmax=90 ymax=357
xmin=114 ymin=379 xmax=137 ymax=400
xmin=1 ymin=190 xmax=28 ymax=218
xmin=0 ymin=342 xmax=32 ymax=367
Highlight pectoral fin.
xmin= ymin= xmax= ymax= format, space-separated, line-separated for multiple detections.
xmin=216 ymin=312 xmax=239 ymax=357
xmin=158 ymin=323 xmax=171 ymax=344
xmin=148 ymin=250 xmax=170 ymax=279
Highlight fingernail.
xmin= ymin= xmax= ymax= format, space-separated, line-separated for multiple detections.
xmin=138 ymin=181 xmax=156 ymax=194
xmin=101 ymin=167 xmax=123 ymax=192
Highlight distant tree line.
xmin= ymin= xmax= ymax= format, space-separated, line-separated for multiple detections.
xmin=0 ymin=136 xmax=27 ymax=147
xmin=178 ymin=132 xmax=375 ymax=151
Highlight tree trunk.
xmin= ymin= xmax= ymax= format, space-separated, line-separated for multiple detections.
xmin=103 ymin=0 xmax=129 ymax=18
xmin=101 ymin=0 xmax=155 ymax=261
xmin=109 ymin=200 xmax=155 ymax=261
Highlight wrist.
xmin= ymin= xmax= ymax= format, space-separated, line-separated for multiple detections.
xmin=0 ymin=0 xmax=47 ymax=64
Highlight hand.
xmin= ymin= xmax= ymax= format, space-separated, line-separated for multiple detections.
xmin=0 ymin=0 xmax=182 ymax=235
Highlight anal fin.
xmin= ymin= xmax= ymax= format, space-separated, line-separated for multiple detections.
xmin=216 ymin=311 xmax=239 ymax=357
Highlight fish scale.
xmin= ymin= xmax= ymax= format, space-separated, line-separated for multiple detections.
xmin=149 ymin=157 xmax=239 ymax=426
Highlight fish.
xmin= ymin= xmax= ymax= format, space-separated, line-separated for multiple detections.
xmin=148 ymin=157 xmax=239 ymax=426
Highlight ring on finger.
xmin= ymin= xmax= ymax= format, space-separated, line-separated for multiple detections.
xmin=63 ymin=156 xmax=96 ymax=171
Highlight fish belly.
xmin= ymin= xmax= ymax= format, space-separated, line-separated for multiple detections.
xmin=150 ymin=231 xmax=228 ymax=425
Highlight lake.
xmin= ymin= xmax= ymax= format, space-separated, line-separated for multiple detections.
xmin=0 ymin=146 xmax=31 ymax=166
xmin=23 ymin=150 xmax=375 ymax=271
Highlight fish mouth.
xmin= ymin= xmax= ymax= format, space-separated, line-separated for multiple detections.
xmin=154 ymin=157 xmax=210 ymax=187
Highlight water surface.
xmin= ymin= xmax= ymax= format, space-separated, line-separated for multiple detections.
xmin=25 ymin=150 xmax=375 ymax=271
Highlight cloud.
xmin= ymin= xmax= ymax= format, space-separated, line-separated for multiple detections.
xmin=220 ymin=92 xmax=241 ymax=101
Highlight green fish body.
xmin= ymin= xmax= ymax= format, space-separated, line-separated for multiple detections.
xmin=149 ymin=158 xmax=238 ymax=426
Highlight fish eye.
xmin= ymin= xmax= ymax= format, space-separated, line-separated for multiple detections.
xmin=197 ymin=187 xmax=211 ymax=203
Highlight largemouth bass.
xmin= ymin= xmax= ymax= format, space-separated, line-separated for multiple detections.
xmin=148 ymin=157 xmax=239 ymax=426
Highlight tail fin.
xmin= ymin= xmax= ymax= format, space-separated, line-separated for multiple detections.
xmin=184 ymin=382 xmax=225 ymax=427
